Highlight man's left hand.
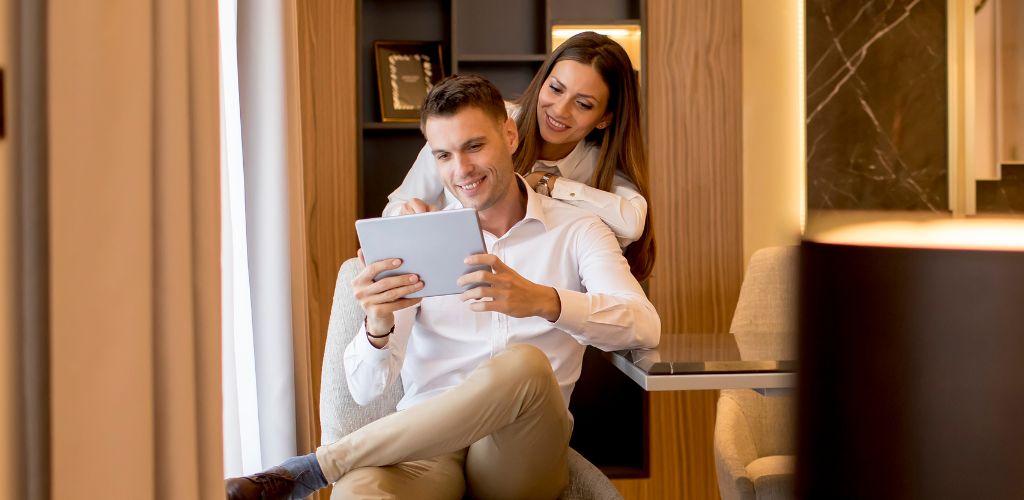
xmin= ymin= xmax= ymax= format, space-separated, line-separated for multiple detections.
xmin=457 ymin=254 xmax=561 ymax=322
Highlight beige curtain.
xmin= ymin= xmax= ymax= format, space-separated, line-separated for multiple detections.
xmin=48 ymin=1 xmax=222 ymax=498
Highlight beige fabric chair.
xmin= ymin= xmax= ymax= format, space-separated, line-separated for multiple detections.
xmin=320 ymin=258 xmax=623 ymax=500
xmin=714 ymin=246 xmax=798 ymax=500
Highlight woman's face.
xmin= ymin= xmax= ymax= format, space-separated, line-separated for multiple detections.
xmin=536 ymin=60 xmax=611 ymax=147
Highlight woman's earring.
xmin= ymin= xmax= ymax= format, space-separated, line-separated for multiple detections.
xmin=597 ymin=122 xmax=608 ymax=129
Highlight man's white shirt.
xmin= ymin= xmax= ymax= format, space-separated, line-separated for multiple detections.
xmin=345 ymin=179 xmax=660 ymax=411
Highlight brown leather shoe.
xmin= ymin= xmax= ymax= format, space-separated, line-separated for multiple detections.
xmin=225 ymin=466 xmax=296 ymax=500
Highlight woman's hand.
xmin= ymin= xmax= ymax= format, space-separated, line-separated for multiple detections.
xmin=398 ymin=198 xmax=437 ymax=215
xmin=457 ymin=254 xmax=561 ymax=322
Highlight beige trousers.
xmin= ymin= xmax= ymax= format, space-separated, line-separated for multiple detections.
xmin=316 ymin=343 xmax=573 ymax=500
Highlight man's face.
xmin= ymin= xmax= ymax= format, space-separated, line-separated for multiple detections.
xmin=424 ymin=106 xmax=519 ymax=213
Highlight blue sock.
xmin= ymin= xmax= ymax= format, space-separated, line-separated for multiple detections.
xmin=280 ymin=452 xmax=329 ymax=499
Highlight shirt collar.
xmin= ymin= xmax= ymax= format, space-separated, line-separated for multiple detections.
xmin=536 ymin=139 xmax=588 ymax=178
xmin=518 ymin=174 xmax=551 ymax=231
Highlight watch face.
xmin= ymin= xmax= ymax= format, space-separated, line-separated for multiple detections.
xmin=537 ymin=173 xmax=552 ymax=196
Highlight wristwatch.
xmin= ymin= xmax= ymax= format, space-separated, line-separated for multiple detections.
xmin=536 ymin=172 xmax=554 ymax=197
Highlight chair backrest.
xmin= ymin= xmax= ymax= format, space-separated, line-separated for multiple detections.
xmin=319 ymin=258 xmax=404 ymax=445
xmin=723 ymin=246 xmax=799 ymax=458
xmin=729 ymin=246 xmax=799 ymax=361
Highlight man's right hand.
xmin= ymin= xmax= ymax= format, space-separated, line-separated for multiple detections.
xmin=398 ymin=197 xmax=437 ymax=215
xmin=354 ymin=249 xmax=424 ymax=346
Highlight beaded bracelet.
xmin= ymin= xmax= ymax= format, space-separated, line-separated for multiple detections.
xmin=364 ymin=317 xmax=395 ymax=338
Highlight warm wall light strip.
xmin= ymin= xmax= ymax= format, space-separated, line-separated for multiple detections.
xmin=797 ymin=0 xmax=807 ymax=234
xmin=808 ymin=219 xmax=1024 ymax=250
xmin=948 ymin=0 xmax=978 ymax=216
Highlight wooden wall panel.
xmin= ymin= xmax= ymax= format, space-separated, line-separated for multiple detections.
xmin=296 ymin=0 xmax=359 ymax=458
xmin=612 ymin=1 xmax=744 ymax=499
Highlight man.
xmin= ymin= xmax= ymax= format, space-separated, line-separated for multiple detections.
xmin=227 ymin=75 xmax=660 ymax=499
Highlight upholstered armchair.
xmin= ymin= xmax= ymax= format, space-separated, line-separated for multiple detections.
xmin=714 ymin=246 xmax=799 ymax=500
xmin=319 ymin=257 xmax=623 ymax=500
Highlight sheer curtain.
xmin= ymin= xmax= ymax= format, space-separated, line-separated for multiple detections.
xmin=220 ymin=0 xmax=304 ymax=476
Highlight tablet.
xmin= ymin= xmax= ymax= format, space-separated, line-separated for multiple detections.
xmin=355 ymin=208 xmax=489 ymax=298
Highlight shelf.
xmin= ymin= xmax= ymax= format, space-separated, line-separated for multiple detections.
xmin=458 ymin=53 xmax=548 ymax=63
xmin=362 ymin=122 xmax=421 ymax=130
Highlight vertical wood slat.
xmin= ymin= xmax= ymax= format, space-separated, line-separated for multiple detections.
xmin=285 ymin=0 xmax=317 ymax=463
xmin=0 ymin=2 xmax=19 ymax=498
xmin=295 ymin=0 xmax=359 ymax=460
xmin=612 ymin=1 xmax=744 ymax=498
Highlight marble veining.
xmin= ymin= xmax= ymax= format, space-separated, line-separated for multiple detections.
xmin=806 ymin=0 xmax=948 ymax=211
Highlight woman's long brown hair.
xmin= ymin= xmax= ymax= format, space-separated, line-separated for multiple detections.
xmin=512 ymin=32 xmax=655 ymax=281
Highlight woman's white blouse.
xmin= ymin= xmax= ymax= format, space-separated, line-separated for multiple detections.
xmin=383 ymin=140 xmax=648 ymax=248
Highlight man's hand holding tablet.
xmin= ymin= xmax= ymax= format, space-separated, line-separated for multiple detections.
xmin=354 ymin=207 xmax=489 ymax=347
xmin=457 ymin=254 xmax=561 ymax=322
xmin=354 ymin=203 xmax=562 ymax=347
xmin=356 ymin=208 xmax=490 ymax=299
xmin=352 ymin=250 xmax=424 ymax=347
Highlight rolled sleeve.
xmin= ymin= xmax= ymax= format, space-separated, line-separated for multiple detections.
xmin=549 ymin=174 xmax=648 ymax=247
xmin=352 ymin=325 xmax=395 ymax=360
xmin=549 ymin=177 xmax=599 ymax=206
xmin=342 ymin=307 xmax=415 ymax=405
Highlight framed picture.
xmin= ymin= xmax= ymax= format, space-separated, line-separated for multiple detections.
xmin=374 ymin=41 xmax=445 ymax=123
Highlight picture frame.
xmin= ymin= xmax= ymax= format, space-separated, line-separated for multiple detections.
xmin=374 ymin=40 xmax=445 ymax=123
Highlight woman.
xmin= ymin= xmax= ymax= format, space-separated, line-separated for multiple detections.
xmin=385 ymin=31 xmax=654 ymax=281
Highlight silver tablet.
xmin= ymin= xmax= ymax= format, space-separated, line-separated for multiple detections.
xmin=355 ymin=208 xmax=489 ymax=298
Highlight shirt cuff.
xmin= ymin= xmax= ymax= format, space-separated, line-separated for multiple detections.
xmin=549 ymin=177 xmax=590 ymax=204
xmin=355 ymin=324 xmax=394 ymax=360
xmin=552 ymin=288 xmax=589 ymax=334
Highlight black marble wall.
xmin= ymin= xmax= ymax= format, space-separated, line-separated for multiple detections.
xmin=806 ymin=0 xmax=948 ymax=211
xmin=977 ymin=164 xmax=1024 ymax=213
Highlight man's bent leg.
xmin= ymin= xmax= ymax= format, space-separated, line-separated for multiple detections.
xmin=331 ymin=450 xmax=467 ymax=500
xmin=316 ymin=343 xmax=570 ymax=492
xmin=464 ymin=346 xmax=572 ymax=500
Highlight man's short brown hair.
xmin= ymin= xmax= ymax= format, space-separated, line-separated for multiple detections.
xmin=419 ymin=75 xmax=508 ymax=132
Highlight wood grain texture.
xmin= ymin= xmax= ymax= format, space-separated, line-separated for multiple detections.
xmin=296 ymin=0 xmax=359 ymax=463
xmin=612 ymin=1 xmax=744 ymax=498
xmin=286 ymin=0 xmax=317 ymax=466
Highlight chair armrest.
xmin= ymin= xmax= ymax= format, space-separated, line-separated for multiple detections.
xmin=559 ymin=448 xmax=623 ymax=500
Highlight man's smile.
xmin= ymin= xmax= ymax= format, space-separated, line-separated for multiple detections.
xmin=456 ymin=175 xmax=487 ymax=194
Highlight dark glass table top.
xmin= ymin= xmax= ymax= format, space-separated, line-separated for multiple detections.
xmin=610 ymin=333 xmax=797 ymax=391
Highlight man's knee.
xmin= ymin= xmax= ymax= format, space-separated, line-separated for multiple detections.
xmin=472 ymin=343 xmax=557 ymax=399
xmin=498 ymin=343 xmax=554 ymax=380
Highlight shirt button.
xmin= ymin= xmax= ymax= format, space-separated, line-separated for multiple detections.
xmin=570 ymin=192 xmax=576 ymax=197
